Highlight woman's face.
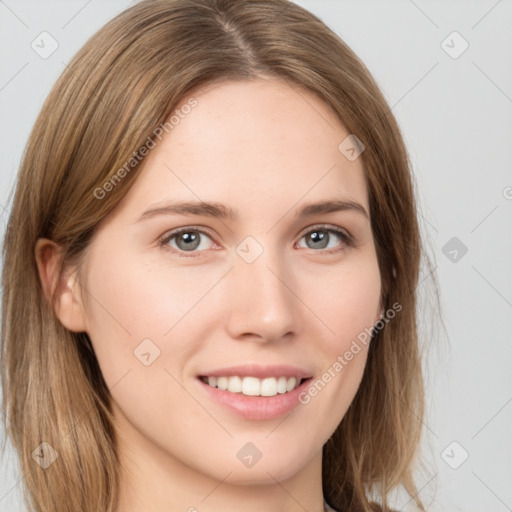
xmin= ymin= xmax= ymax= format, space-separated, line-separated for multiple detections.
xmin=73 ymin=78 xmax=382 ymax=484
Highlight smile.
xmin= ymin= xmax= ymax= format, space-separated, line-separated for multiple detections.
xmin=199 ymin=375 xmax=304 ymax=397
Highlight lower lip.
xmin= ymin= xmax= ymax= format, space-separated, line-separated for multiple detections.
xmin=196 ymin=377 xmax=313 ymax=421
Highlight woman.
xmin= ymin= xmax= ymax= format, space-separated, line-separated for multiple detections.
xmin=1 ymin=0 xmax=436 ymax=511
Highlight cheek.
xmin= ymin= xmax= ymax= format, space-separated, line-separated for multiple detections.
xmin=81 ymin=248 xmax=225 ymax=388
xmin=310 ymin=253 xmax=381 ymax=351
xmin=81 ymin=253 xmax=212 ymax=454
xmin=80 ymin=251 xmax=171 ymax=383
xmin=299 ymin=253 xmax=380 ymax=422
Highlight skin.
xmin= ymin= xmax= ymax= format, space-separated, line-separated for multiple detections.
xmin=36 ymin=77 xmax=382 ymax=512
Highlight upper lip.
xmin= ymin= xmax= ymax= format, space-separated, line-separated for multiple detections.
xmin=198 ymin=364 xmax=313 ymax=380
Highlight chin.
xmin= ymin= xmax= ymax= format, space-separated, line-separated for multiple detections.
xmin=201 ymin=442 xmax=314 ymax=485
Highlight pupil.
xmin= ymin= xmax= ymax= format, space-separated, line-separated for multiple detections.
xmin=309 ymin=230 xmax=327 ymax=248
xmin=178 ymin=232 xmax=199 ymax=250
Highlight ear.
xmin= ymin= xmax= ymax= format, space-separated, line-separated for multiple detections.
xmin=35 ymin=238 xmax=88 ymax=333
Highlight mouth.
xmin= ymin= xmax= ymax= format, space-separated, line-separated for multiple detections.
xmin=196 ymin=367 xmax=314 ymax=420
xmin=199 ymin=375 xmax=309 ymax=397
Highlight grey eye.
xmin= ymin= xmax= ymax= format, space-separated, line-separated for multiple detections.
xmin=163 ymin=229 xmax=214 ymax=253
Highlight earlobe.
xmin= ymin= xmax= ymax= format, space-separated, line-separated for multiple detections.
xmin=56 ymin=272 xmax=88 ymax=333
xmin=35 ymin=238 xmax=88 ymax=333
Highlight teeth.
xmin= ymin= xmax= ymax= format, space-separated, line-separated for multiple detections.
xmin=286 ymin=377 xmax=297 ymax=392
xmin=202 ymin=375 xmax=302 ymax=396
xmin=217 ymin=376 xmax=228 ymax=390
xmin=241 ymin=377 xmax=259 ymax=396
xmin=228 ymin=376 xmax=242 ymax=393
xmin=276 ymin=376 xmax=287 ymax=394
xmin=261 ymin=377 xmax=277 ymax=397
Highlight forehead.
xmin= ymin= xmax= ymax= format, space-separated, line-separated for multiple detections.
xmin=117 ymin=78 xmax=369 ymax=221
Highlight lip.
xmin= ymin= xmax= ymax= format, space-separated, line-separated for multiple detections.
xmin=196 ymin=365 xmax=313 ymax=421
xmin=197 ymin=364 xmax=312 ymax=380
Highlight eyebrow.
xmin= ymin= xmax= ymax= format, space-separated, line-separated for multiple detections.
xmin=135 ymin=198 xmax=369 ymax=223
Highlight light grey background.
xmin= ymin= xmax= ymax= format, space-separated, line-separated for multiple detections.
xmin=1 ymin=1 xmax=511 ymax=511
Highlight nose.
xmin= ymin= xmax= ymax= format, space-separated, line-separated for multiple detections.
xmin=224 ymin=245 xmax=299 ymax=344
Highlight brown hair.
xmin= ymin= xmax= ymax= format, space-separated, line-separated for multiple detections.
xmin=1 ymin=0 xmax=438 ymax=511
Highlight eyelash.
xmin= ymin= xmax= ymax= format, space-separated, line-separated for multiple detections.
xmin=158 ymin=224 xmax=353 ymax=258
